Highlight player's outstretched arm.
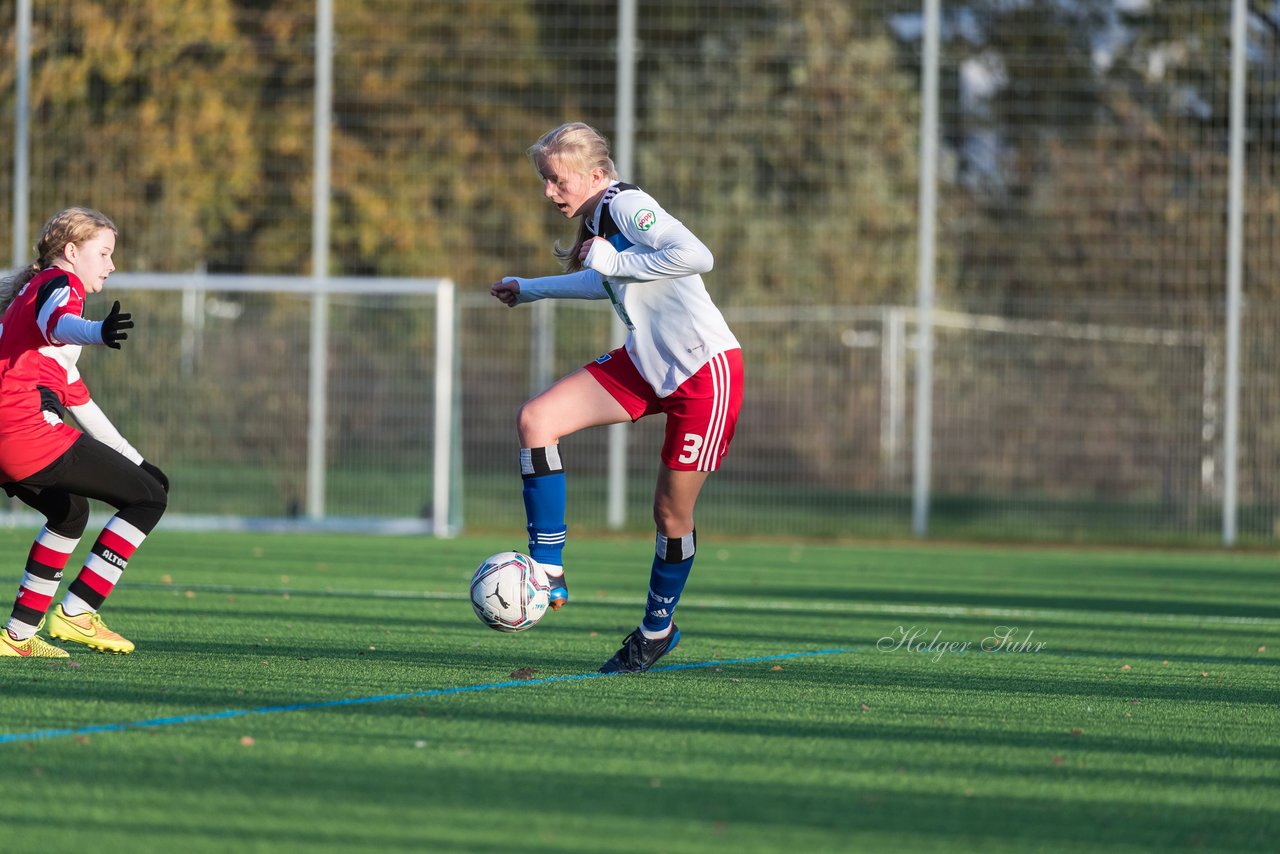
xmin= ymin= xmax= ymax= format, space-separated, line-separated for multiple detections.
xmin=497 ymin=270 xmax=606 ymax=305
xmin=50 ymin=299 xmax=133 ymax=349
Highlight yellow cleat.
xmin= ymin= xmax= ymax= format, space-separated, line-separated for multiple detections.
xmin=47 ymin=605 xmax=135 ymax=654
xmin=1 ymin=630 xmax=70 ymax=658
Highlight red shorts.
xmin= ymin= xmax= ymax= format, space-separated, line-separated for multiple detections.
xmin=585 ymin=347 xmax=743 ymax=472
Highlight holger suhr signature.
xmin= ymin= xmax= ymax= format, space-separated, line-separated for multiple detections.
xmin=876 ymin=625 xmax=1046 ymax=662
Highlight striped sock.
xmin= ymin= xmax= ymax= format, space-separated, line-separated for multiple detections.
xmin=62 ymin=516 xmax=147 ymax=616
xmin=640 ymin=530 xmax=696 ymax=639
xmin=6 ymin=528 xmax=80 ymax=641
xmin=521 ymin=446 xmax=567 ymax=576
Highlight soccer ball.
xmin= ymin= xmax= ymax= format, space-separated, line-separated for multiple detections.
xmin=469 ymin=551 xmax=550 ymax=632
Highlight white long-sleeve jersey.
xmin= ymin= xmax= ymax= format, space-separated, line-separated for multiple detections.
xmin=511 ymin=182 xmax=740 ymax=397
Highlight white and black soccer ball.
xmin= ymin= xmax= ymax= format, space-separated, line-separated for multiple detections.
xmin=469 ymin=551 xmax=550 ymax=632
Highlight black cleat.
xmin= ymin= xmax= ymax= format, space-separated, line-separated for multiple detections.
xmin=598 ymin=625 xmax=681 ymax=674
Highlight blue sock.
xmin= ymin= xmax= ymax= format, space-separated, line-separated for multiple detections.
xmin=520 ymin=446 xmax=566 ymax=572
xmin=641 ymin=530 xmax=695 ymax=638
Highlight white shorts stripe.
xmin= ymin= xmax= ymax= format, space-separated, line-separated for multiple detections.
xmin=698 ymin=353 xmax=731 ymax=472
xmin=694 ymin=358 xmax=714 ymax=470
xmin=700 ymin=353 xmax=726 ymax=471
xmin=696 ymin=356 xmax=717 ymax=470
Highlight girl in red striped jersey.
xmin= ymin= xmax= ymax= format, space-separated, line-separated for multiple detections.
xmin=0 ymin=208 xmax=167 ymax=657
xmin=490 ymin=122 xmax=744 ymax=674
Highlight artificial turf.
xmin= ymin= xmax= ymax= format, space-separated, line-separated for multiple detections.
xmin=0 ymin=530 xmax=1276 ymax=852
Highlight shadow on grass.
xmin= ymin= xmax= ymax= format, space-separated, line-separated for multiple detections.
xmin=3 ymin=740 xmax=1275 ymax=852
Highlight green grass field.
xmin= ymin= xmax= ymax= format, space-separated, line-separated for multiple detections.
xmin=0 ymin=528 xmax=1276 ymax=852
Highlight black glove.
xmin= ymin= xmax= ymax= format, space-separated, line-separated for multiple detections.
xmin=140 ymin=459 xmax=170 ymax=493
xmin=101 ymin=300 xmax=133 ymax=349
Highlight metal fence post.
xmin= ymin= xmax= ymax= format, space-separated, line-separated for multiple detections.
xmin=912 ymin=0 xmax=941 ymax=537
xmin=607 ymin=0 xmax=638 ymax=530
xmin=1223 ymin=0 xmax=1247 ymax=546
xmin=10 ymin=0 xmax=32 ymax=269
xmin=307 ymin=0 xmax=334 ymax=519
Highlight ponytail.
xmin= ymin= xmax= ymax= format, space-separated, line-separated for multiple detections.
xmin=555 ymin=220 xmax=593 ymax=274
xmin=0 ymin=262 xmax=42 ymax=316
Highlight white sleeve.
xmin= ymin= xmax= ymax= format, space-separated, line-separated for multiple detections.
xmin=584 ymin=191 xmax=713 ymax=282
xmin=512 ymin=269 xmax=608 ymax=304
xmin=66 ymin=399 xmax=144 ymax=464
xmin=52 ymin=314 xmax=105 ymax=346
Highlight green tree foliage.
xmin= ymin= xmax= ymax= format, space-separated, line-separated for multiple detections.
xmin=0 ymin=0 xmax=13 ymax=256
xmin=14 ymin=0 xmax=260 ymax=271
xmin=6 ymin=0 xmax=1264 ymax=305
xmin=639 ymin=0 xmax=928 ymax=304
xmin=216 ymin=0 xmax=564 ymax=285
xmin=939 ymin=1 xmax=1277 ymax=301
xmin=329 ymin=1 xmax=559 ymax=283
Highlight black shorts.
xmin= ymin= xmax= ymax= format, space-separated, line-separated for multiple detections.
xmin=3 ymin=435 xmax=167 ymax=532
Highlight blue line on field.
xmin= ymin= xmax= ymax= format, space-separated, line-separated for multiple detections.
xmin=0 ymin=647 xmax=853 ymax=746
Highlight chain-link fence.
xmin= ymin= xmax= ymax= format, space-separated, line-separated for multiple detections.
xmin=464 ymin=294 xmax=1280 ymax=545
xmin=3 ymin=1 xmax=1277 ymax=545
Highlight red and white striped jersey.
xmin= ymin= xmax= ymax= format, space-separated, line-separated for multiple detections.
xmin=37 ymin=343 xmax=143 ymax=465
xmin=0 ymin=269 xmax=86 ymax=479
xmin=37 ymin=344 xmax=92 ymax=408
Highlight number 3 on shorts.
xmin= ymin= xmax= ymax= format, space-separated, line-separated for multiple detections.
xmin=678 ymin=432 xmax=704 ymax=465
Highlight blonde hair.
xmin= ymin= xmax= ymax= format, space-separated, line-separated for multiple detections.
xmin=0 ymin=207 xmax=117 ymax=313
xmin=528 ymin=122 xmax=618 ymax=272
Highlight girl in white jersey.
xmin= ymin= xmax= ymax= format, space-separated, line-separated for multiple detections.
xmin=491 ymin=122 xmax=744 ymax=674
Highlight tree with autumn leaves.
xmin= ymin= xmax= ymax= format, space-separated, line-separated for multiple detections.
xmin=0 ymin=0 xmax=1271 ymax=303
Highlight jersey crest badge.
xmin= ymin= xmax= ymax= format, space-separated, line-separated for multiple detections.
xmin=633 ymin=209 xmax=656 ymax=232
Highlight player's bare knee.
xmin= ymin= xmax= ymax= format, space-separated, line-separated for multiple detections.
xmin=517 ymin=399 xmax=560 ymax=447
xmin=516 ymin=401 xmax=540 ymax=445
xmin=653 ymin=501 xmax=692 ymax=536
